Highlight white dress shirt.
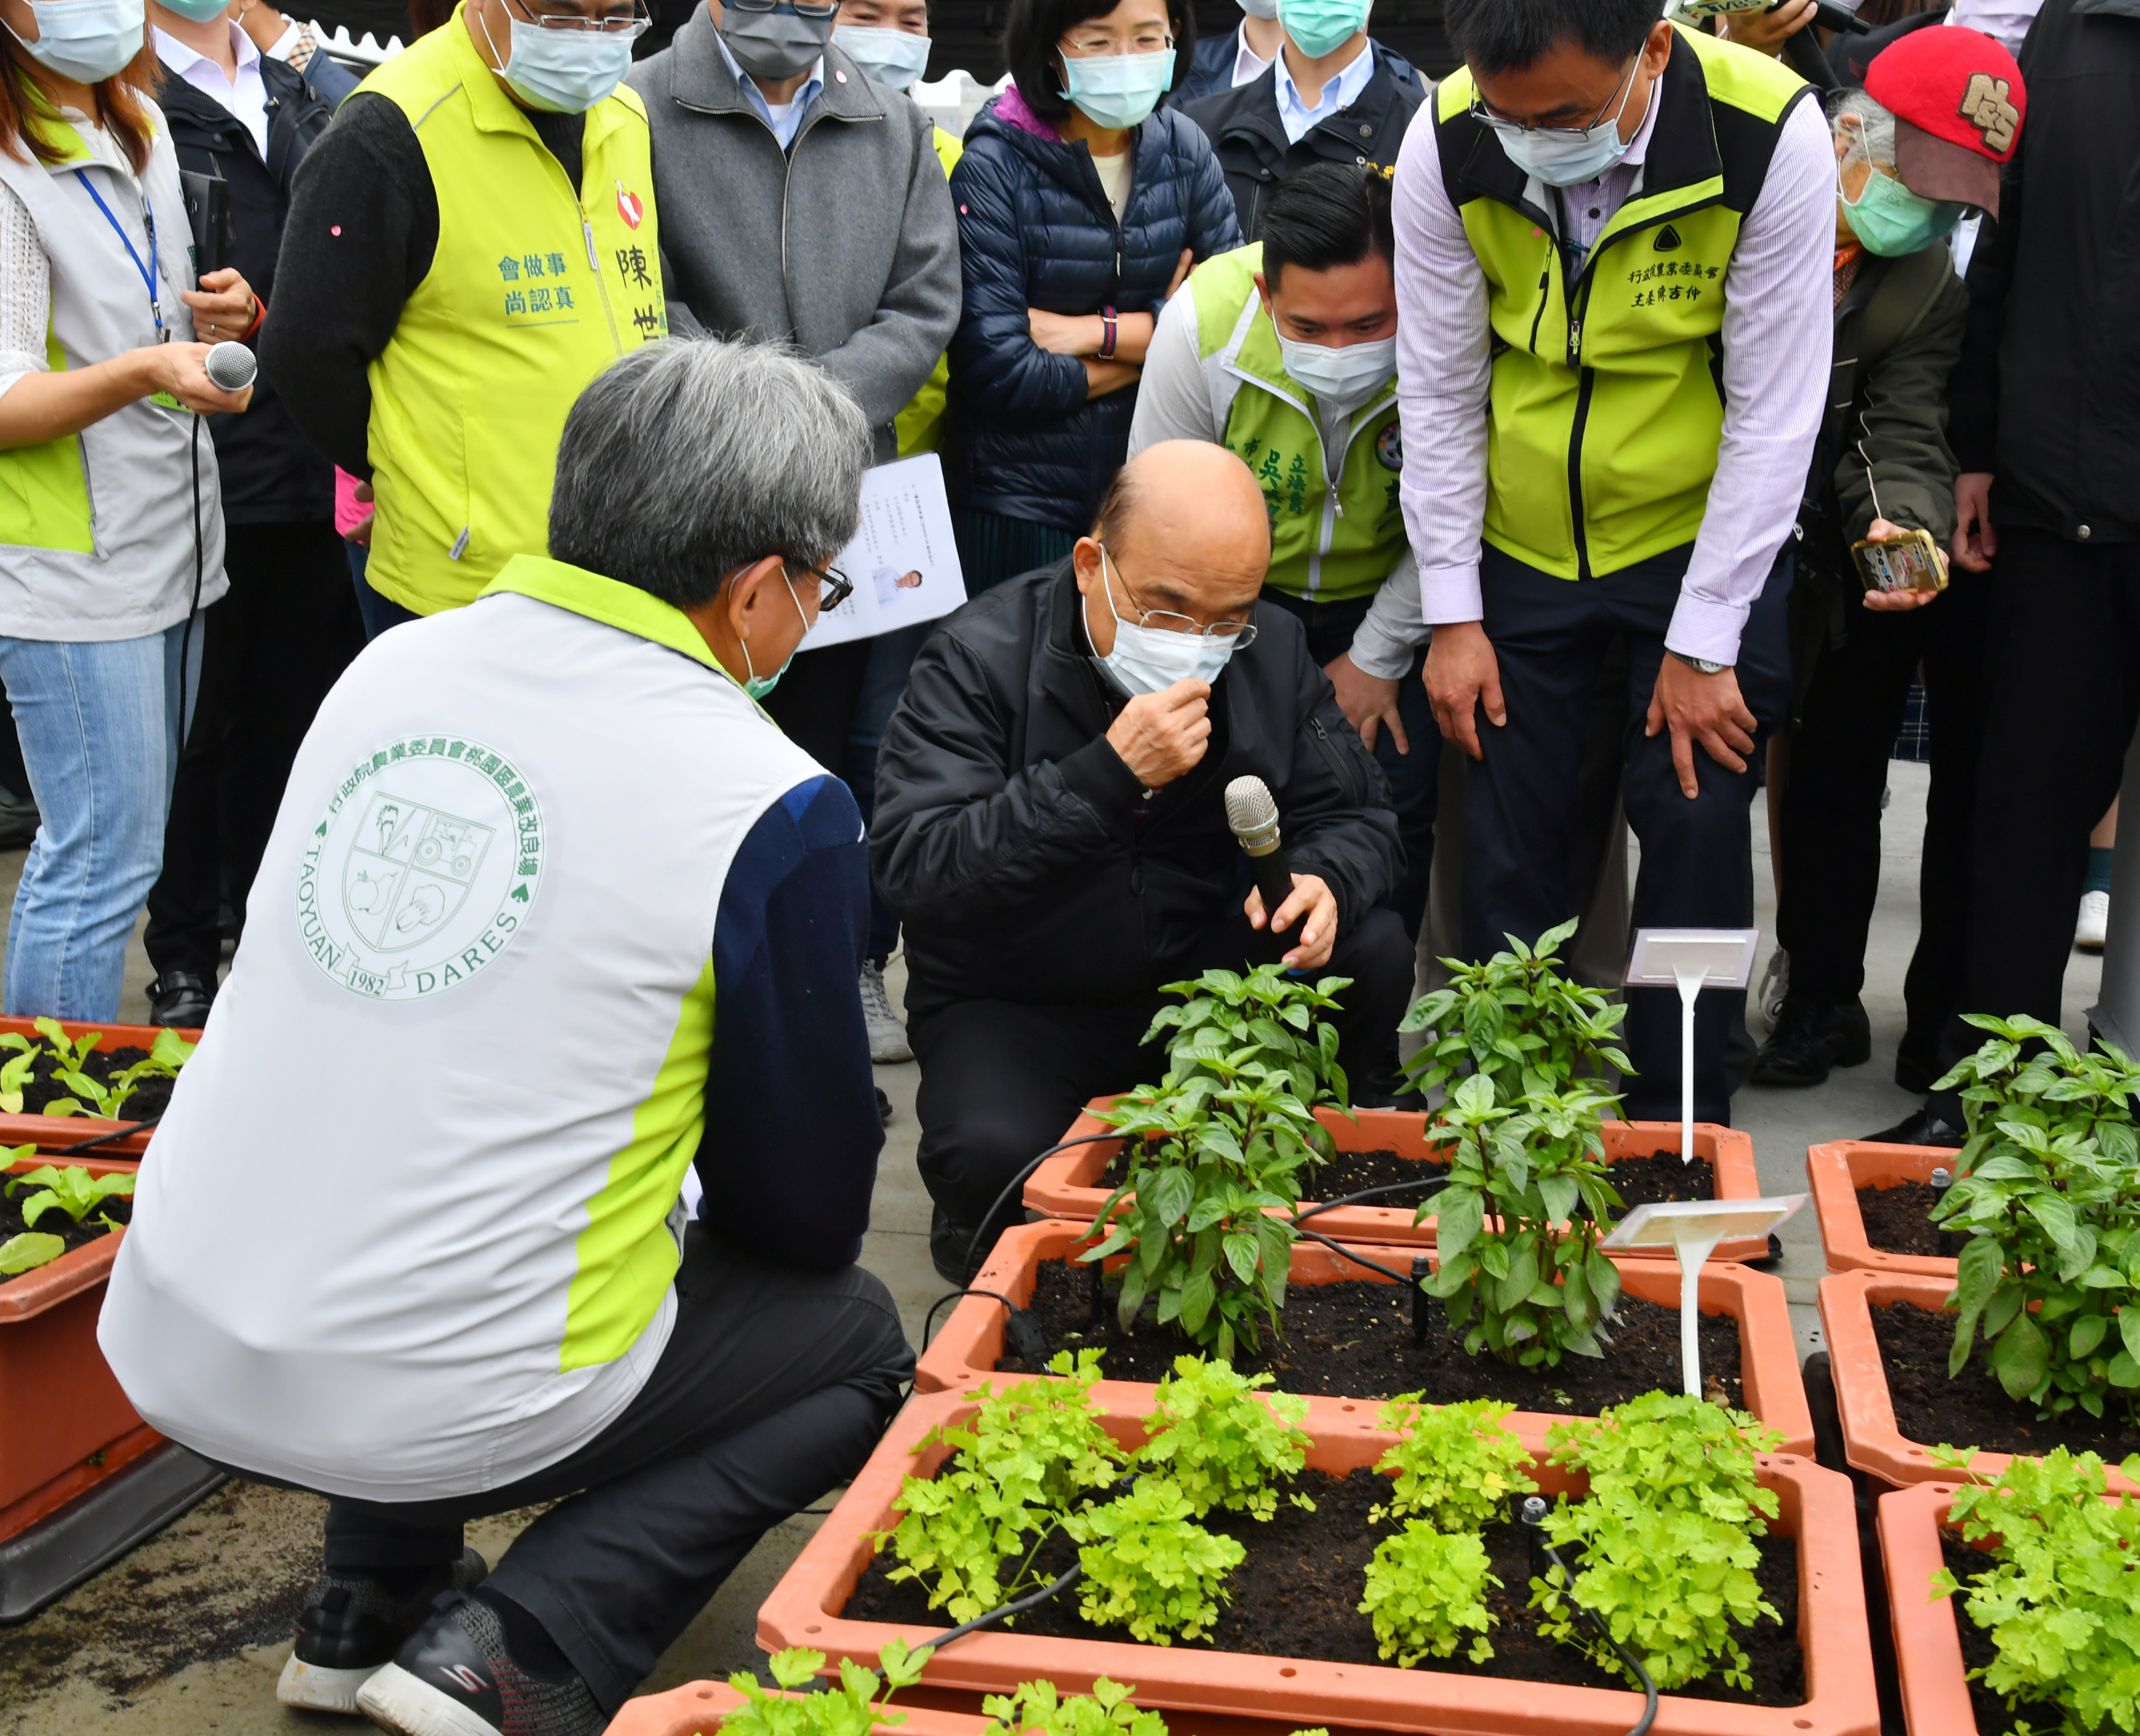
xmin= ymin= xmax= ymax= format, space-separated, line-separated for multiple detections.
xmin=152 ymin=23 xmax=269 ymax=158
xmin=716 ymin=34 xmax=824 ymax=150
xmin=1230 ymin=24 xmax=1275 ymax=87
xmin=1273 ymin=37 xmax=1376 ymax=145
xmin=1390 ymin=70 xmax=1834 ymax=665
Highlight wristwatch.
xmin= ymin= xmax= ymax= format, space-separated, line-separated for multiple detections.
xmin=1668 ymin=649 xmax=1732 ymax=677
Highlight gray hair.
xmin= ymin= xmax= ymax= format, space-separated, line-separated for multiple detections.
xmin=1828 ymin=87 xmax=1897 ymax=167
xmin=548 ymin=339 xmax=873 ymax=610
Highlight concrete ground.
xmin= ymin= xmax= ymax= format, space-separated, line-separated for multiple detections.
xmin=0 ymin=761 xmax=2107 ymax=1732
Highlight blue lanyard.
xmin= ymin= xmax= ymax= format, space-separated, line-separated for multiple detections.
xmin=74 ymin=169 xmax=163 ymax=338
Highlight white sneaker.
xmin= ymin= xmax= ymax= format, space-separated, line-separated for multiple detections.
xmin=860 ymin=962 xmax=912 ymax=1063
xmin=2078 ymin=889 xmax=2111 ymax=952
xmin=1758 ymin=948 xmax=1790 ymax=1026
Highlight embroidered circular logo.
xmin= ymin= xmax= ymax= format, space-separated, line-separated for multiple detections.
xmin=1375 ymin=420 xmax=1404 ymax=473
xmin=298 ymin=736 xmax=542 ymax=1000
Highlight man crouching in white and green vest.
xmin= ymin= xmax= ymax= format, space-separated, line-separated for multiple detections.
xmin=97 ymin=343 xmax=910 ymax=1736
xmin=260 ymin=0 xmax=669 ymax=638
xmin=1128 ymin=162 xmax=1434 ymax=945
xmin=1393 ymin=0 xmax=1832 ymax=1126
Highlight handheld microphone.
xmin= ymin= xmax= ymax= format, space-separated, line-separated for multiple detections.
xmin=1225 ymin=774 xmax=1295 ymax=919
xmin=205 ymin=340 xmax=257 ymax=394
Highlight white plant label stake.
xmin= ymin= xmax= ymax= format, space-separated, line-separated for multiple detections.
xmin=1601 ymin=1195 xmax=1807 ymax=1397
xmin=1623 ymin=928 xmax=1761 ymax=1165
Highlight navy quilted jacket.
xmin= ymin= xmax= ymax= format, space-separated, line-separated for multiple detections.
xmin=945 ymin=95 xmax=1241 ymax=534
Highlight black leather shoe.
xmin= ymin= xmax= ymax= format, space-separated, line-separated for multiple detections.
xmin=1750 ymin=996 xmax=1872 ymax=1087
xmin=357 ymin=1595 xmax=600 ymax=1736
xmin=931 ymin=1203 xmax=983 ymax=1287
xmin=875 ymin=1085 xmax=893 ymax=1126
xmin=1894 ymin=1030 xmax=1942 ymax=1095
xmin=1863 ymin=1104 xmax=1966 ymax=1147
xmin=145 ymin=970 xmax=214 ymax=1028
xmin=0 ymin=784 xmax=39 ymax=852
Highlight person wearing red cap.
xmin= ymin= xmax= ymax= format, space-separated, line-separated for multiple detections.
xmin=1874 ymin=0 xmax=2140 ymax=1145
xmin=1754 ymin=26 xmax=2023 ymax=1096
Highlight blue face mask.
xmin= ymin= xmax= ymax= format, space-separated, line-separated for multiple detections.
xmin=1276 ymin=0 xmax=1369 ymax=61
xmin=158 ymin=0 xmax=234 ymax=22
xmin=1058 ymin=47 xmax=1175 ymax=132
xmin=1479 ymin=54 xmax=1642 ymax=188
xmin=475 ymin=2 xmax=645 ymax=113
xmin=740 ymin=567 xmax=811 ymax=701
xmin=1091 ymin=547 xmax=1239 ymax=697
xmin=3 ymin=0 xmax=145 ymax=84
xmin=835 ymin=23 xmax=930 ymax=89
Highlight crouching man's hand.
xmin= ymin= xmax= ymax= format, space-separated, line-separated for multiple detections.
xmin=1245 ymin=872 xmax=1338 ymax=970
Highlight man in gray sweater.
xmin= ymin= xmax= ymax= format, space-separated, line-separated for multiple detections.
xmin=629 ymin=1 xmax=960 ymax=781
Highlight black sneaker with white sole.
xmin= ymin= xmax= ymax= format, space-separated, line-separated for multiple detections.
xmin=357 ymin=1593 xmax=603 ymax=1736
xmin=277 ymin=1547 xmax=489 ymax=1714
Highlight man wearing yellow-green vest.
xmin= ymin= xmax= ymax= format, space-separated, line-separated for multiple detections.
xmin=1128 ymin=162 xmax=1434 ymax=945
xmin=261 ymin=0 xmax=667 ymax=638
xmin=1392 ymin=0 xmax=1832 ymax=1123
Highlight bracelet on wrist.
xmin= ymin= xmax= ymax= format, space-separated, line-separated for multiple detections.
xmin=1098 ymin=305 xmax=1118 ymax=362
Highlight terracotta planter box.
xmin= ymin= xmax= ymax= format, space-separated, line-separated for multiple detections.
xmin=1805 ymin=1142 xmax=1960 ymax=1281
xmin=1876 ymin=1480 xmax=1983 ymax=1736
xmin=0 ymin=1154 xmax=158 ymax=1541
xmin=0 ymin=1015 xmax=199 ymax=1162
xmin=1818 ymin=1269 xmax=2140 ymax=1496
xmin=1023 ymin=1100 xmax=1768 ymax=1261
xmin=607 ymin=1682 xmax=996 ymax=1736
xmin=757 ymin=1387 xmax=1876 ymax=1736
xmin=920 ymin=1220 xmax=1812 ymax=1455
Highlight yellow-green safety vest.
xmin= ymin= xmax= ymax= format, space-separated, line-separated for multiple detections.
xmin=1187 ymin=243 xmax=1405 ymax=604
xmin=360 ymin=5 xmax=667 ymax=617
xmin=893 ymin=123 xmax=963 ymax=459
xmin=1433 ymin=27 xmax=1812 ymax=580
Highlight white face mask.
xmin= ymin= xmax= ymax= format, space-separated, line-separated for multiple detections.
xmin=835 ymin=24 xmax=931 ymax=89
xmin=3 ymin=0 xmax=144 ymax=84
xmin=1236 ymin=0 xmax=1281 ymax=18
xmin=1479 ymin=54 xmax=1642 ymax=188
xmin=1276 ymin=331 xmax=1397 ymax=406
xmin=473 ymin=1 xmax=645 ymax=113
xmin=1089 ymin=547 xmax=1240 ymax=697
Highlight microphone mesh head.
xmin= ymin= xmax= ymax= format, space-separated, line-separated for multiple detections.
xmin=1224 ymin=774 xmax=1278 ymax=836
xmin=205 ymin=340 xmax=257 ymax=393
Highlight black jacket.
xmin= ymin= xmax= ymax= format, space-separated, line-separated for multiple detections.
xmin=156 ymin=54 xmax=336 ymax=524
xmin=1182 ymin=42 xmax=1424 ymax=241
xmin=1947 ymin=0 xmax=2140 ymax=544
xmin=871 ymin=559 xmax=1402 ymax=1013
xmin=944 ymin=97 xmax=1240 ymax=533
xmin=1175 ymin=22 xmax=1245 ymax=105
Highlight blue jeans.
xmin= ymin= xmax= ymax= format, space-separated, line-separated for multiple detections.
xmin=0 ymin=623 xmax=200 ymax=1019
xmin=349 ymin=544 xmax=421 ymax=640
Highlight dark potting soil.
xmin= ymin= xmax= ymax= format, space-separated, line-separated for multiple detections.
xmin=846 ymin=1466 xmax=1806 ymax=1705
xmin=1094 ymin=1149 xmax=1715 ymax=1217
xmin=1871 ymin=1301 xmax=2140 ymax=1460
xmin=1001 ymin=1258 xmax=1745 ymax=1410
xmin=17 ymin=1043 xmax=173 ymax=1122
xmin=0 ymin=1167 xmax=130 ymax=1257
xmin=1940 ymin=1536 xmax=2066 ymax=1736
xmin=1854 ymin=1182 xmax=1946 ymax=1258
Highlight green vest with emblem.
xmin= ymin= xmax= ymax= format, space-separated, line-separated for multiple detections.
xmin=1187 ymin=244 xmax=1405 ymax=604
xmin=360 ymin=6 xmax=666 ymax=617
xmin=1434 ymin=27 xmax=1811 ymax=581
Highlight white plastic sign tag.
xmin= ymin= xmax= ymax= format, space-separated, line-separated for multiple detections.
xmin=1603 ymin=1195 xmax=1806 ymax=1398
xmin=1622 ymin=928 xmax=1760 ymax=990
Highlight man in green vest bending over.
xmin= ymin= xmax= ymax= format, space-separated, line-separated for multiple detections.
xmin=1129 ymin=161 xmax=1434 ymax=948
xmin=263 ymin=0 xmax=667 ymax=637
xmin=1392 ymin=0 xmax=1831 ymax=1124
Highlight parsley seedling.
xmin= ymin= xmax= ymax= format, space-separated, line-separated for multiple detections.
xmin=719 ymin=1641 xmax=927 ymax=1736
xmin=1360 ymin=1521 xmax=1500 ymax=1666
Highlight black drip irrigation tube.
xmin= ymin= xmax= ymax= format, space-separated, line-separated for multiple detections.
xmin=1521 ymin=1495 xmax=1659 ymax=1736
xmin=51 ymin=1112 xmax=162 ymax=1155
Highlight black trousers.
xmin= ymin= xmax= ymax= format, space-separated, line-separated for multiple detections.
xmin=1259 ymin=587 xmax=1438 ymax=941
xmin=909 ymin=902 xmax=1414 ymax=1244
xmin=319 ymin=1228 xmax=912 ymax=1715
xmin=145 ymin=521 xmax=366 ymax=979
xmin=1465 ymin=542 xmax=1794 ymax=1124
xmin=1934 ymin=530 xmax=2140 ymax=1084
xmin=1776 ymin=564 xmax=1990 ymax=1064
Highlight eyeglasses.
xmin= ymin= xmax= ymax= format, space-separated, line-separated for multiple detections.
xmin=1469 ymin=50 xmax=1637 ymax=138
xmin=793 ymin=561 xmax=855 ymax=613
xmin=1059 ymin=26 xmax=1174 ymax=55
xmin=729 ymin=0 xmax=840 ymax=16
xmin=506 ymin=0 xmax=650 ymax=32
xmin=1101 ymin=546 xmax=1257 ymax=644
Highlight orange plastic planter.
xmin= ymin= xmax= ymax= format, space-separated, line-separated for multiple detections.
xmin=1876 ymin=1480 xmax=1982 ymax=1736
xmin=1805 ymin=1142 xmax=1960 ymax=1280
xmin=1818 ymin=1269 xmax=2140 ymax=1495
xmin=0 ymin=1154 xmax=158 ymax=1541
xmin=607 ymin=1682 xmax=995 ymax=1736
xmin=1023 ymin=1101 xmax=1768 ymax=1260
xmin=0 ymin=1015 xmax=199 ymax=1161
xmin=919 ymin=1222 xmax=1813 ymax=1455
xmin=757 ymin=1387 xmax=1877 ymax=1736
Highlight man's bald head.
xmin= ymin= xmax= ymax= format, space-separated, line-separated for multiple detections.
xmin=1077 ymin=443 xmax=1271 ymax=657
